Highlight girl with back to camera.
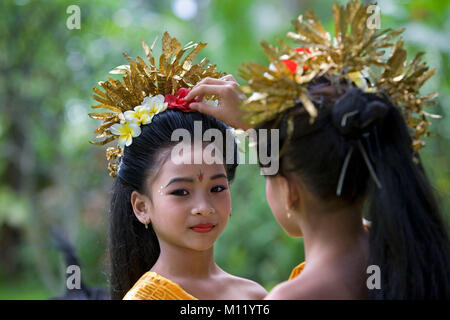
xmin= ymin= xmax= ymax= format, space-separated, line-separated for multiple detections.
xmin=186 ymin=1 xmax=450 ymax=299
xmin=89 ymin=33 xmax=266 ymax=300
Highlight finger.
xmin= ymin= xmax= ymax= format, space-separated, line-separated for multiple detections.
xmin=189 ymin=101 xmax=218 ymax=117
xmin=192 ymin=77 xmax=228 ymax=91
xmin=191 ymin=79 xmax=224 ymax=94
xmin=220 ymin=75 xmax=239 ymax=87
xmin=220 ymin=74 xmax=237 ymax=82
xmin=199 ymin=77 xmax=230 ymax=86
xmin=185 ymin=84 xmax=235 ymax=101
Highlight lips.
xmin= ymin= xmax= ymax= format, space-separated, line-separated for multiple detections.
xmin=190 ymin=223 xmax=215 ymax=233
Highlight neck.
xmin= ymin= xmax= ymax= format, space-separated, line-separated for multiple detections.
xmin=297 ymin=201 xmax=368 ymax=267
xmin=151 ymin=242 xmax=218 ymax=279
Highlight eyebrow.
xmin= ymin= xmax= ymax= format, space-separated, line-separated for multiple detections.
xmin=164 ymin=173 xmax=228 ymax=188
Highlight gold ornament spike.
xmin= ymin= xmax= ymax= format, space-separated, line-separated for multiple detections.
xmin=304 ymin=10 xmax=328 ymax=40
xmin=88 ymin=112 xmax=117 ymax=119
xmin=94 ymin=121 xmax=117 ymax=135
xmin=91 ymin=93 xmax=110 ymax=106
xmin=109 ymin=65 xmax=130 ymax=75
xmin=92 ymin=87 xmax=107 ymax=98
xmin=91 ymin=104 xmax=122 ymax=113
xmin=89 ymin=136 xmax=116 ymax=146
xmin=299 ymin=93 xmax=317 ymax=121
xmin=239 ymin=0 xmax=438 ymax=152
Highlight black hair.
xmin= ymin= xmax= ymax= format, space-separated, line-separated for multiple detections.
xmin=108 ymin=110 xmax=238 ymax=300
xmin=257 ymin=77 xmax=450 ymax=299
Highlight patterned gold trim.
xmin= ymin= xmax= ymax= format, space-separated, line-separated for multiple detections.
xmin=123 ymin=271 xmax=198 ymax=300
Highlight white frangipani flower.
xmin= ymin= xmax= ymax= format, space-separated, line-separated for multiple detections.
xmin=142 ymin=94 xmax=168 ymax=115
xmin=109 ymin=94 xmax=169 ymax=149
xmin=124 ymin=105 xmax=152 ymax=125
xmin=110 ymin=122 xmax=142 ymax=147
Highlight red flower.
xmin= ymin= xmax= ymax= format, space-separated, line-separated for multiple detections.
xmin=281 ymin=47 xmax=312 ymax=74
xmin=164 ymin=88 xmax=200 ymax=112
xmin=295 ymin=47 xmax=311 ymax=54
xmin=281 ymin=59 xmax=298 ymax=74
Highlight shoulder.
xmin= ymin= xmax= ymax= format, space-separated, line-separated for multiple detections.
xmin=264 ymin=278 xmax=320 ymax=300
xmin=264 ymin=280 xmax=293 ymax=300
xmin=123 ymin=271 xmax=197 ymax=300
xmin=265 ymin=270 xmax=353 ymax=300
xmin=223 ymin=274 xmax=268 ymax=299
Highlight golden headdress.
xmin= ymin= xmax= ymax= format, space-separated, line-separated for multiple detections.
xmin=89 ymin=32 xmax=222 ymax=177
xmin=239 ymin=0 xmax=438 ymax=151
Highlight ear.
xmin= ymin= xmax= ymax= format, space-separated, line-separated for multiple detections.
xmin=277 ymin=173 xmax=301 ymax=212
xmin=130 ymin=191 xmax=152 ymax=225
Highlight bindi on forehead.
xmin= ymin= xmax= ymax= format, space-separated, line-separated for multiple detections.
xmin=198 ymin=171 xmax=204 ymax=182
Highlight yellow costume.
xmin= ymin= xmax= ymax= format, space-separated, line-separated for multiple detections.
xmin=123 ymin=271 xmax=198 ymax=300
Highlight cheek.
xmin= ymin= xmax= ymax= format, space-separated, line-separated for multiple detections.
xmin=215 ymin=190 xmax=231 ymax=219
xmin=150 ymin=195 xmax=186 ymax=229
xmin=266 ymin=178 xmax=281 ymax=214
xmin=266 ymin=178 xmax=295 ymax=234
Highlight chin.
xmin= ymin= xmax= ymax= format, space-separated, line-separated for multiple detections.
xmin=187 ymin=240 xmax=216 ymax=252
xmin=190 ymin=244 xmax=214 ymax=252
xmin=283 ymin=225 xmax=303 ymax=238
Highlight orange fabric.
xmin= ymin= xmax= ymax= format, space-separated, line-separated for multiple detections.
xmin=288 ymin=262 xmax=306 ymax=280
xmin=123 ymin=271 xmax=198 ymax=300
xmin=288 ymin=223 xmax=370 ymax=280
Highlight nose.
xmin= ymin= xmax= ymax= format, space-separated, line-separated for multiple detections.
xmin=191 ymin=204 xmax=215 ymax=216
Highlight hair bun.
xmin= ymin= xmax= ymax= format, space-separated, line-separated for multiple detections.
xmin=332 ymin=87 xmax=389 ymax=137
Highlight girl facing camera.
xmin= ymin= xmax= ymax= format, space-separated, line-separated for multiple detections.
xmin=89 ymin=33 xmax=266 ymax=300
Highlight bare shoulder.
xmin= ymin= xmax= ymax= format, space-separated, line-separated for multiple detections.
xmin=222 ymin=273 xmax=267 ymax=299
xmin=265 ymin=278 xmax=328 ymax=300
xmin=264 ymin=280 xmax=294 ymax=300
xmin=265 ymin=270 xmax=353 ymax=300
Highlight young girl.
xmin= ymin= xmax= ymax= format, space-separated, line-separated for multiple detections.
xmin=185 ymin=1 xmax=450 ymax=299
xmin=89 ymin=33 xmax=266 ymax=300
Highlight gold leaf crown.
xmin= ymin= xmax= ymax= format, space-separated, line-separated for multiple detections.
xmin=89 ymin=32 xmax=222 ymax=177
xmin=239 ymin=0 xmax=438 ymax=151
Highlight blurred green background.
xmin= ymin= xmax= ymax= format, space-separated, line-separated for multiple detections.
xmin=1 ymin=0 xmax=449 ymax=299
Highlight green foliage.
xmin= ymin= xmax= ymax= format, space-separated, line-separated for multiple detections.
xmin=0 ymin=0 xmax=449 ymax=298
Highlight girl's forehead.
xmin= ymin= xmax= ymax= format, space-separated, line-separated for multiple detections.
xmin=159 ymin=159 xmax=226 ymax=177
xmin=156 ymin=151 xmax=225 ymax=178
xmin=170 ymin=143 xmax=224 ymax=162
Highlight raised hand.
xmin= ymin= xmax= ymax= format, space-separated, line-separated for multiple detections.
xmin=185 ymin=74 xmax=252 ymax=130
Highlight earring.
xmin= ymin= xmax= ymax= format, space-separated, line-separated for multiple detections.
xmin=287 ymin=211 xmax=292 ymax=219
xmin=144 ymin=221 xmax=151 ymax=229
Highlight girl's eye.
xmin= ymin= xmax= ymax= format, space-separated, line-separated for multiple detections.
xmin=211 ymin=185 xmax=227 ymax=193
xmin=170 ymin=189 xmax=189 ymax=196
